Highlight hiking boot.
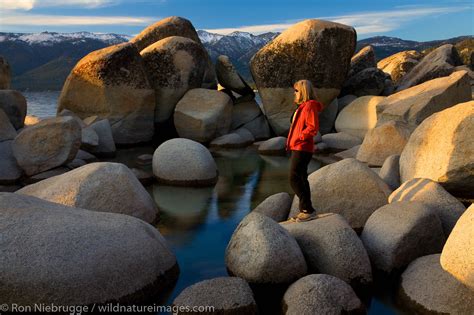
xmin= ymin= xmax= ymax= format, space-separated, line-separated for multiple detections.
xmin=295 ymin=211 xmax=317 ymax=222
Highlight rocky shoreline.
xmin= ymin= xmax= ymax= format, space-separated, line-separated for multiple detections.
xmin=0 ymin=15 xmax=473 ymax=314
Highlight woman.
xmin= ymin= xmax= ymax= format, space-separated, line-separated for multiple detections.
xmin=286 ymin=80 xmax=324 ymax=222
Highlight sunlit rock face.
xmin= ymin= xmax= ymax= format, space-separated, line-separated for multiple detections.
xmin=141 ymin=37 xmax=208 ymax=124
xmin=130 ymin=16 xmax=202 ymax=51
xmin=389 ymin=178 xmax=466 ymax=236
xmin=377 ymin=50 xmax=423 ymax=83
xmin=250 ymin=19 xmax=356 ymax=135
xmin=130 ymin=16 xmax=216 ymax=89
xmin=396 ymin=44 xmax=463 ymax=91
xmin=399 ymin=101 xmax=474 ymax=198
xmin=441 ymin=204 xmax=474 ymax=291
xmin=335 ymin=95 xmax=386 ymax=139
xmin=57 ymin=43 xmax=155 ymax=145
xmin=376 ymin=70 xmax=471 ymax=128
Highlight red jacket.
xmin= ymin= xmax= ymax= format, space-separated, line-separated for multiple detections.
xmin=286 ymin=100 xmax=324 ymax=152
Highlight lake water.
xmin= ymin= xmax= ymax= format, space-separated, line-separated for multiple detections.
xmin=24 ymin=91 xmax=402 ymax=314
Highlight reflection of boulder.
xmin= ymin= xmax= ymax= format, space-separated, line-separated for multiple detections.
xmin=153 ymin=185 xmax=213 ymax=229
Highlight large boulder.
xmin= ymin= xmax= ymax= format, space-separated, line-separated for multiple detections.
xmin=356 ymin=120 xmax=413 ymax=166
xmin=130 ymin=16 xmax=201 ymax=51
xmin=0 ymin=108 xmax=16 ymax=141
xmin=281 ymin=214 xmax=372 ymax=288
xmin=377 ymin=50 xmax=423 ymax=83
xmin=397 ymin=44 xmax=463 ymax=91
xmin=250 ymin=19 xmax=356 ymax=135
xmin=337 ymin=94 xmax=357 ymax=113
xmin=210 ymin=132 xmax=252 ymax=149
xmin=341 ymin=67 xmax=387 ymax=97
xmin=216 ymin=55 xmax=254 ymax=97
xmin=282 ymin=274 xmax=364 ymax=315
xmin=0 ymin=56 xmax=11 ymax=89
xmin=321 ymin=132 xmax=362 ymax=150
xmin=131 ymin=16 xmax=216 ymax=90
xmin=0 ymin=141 xmax=23 ymax=185
xmin=399 ymin=254 xmax=474 ymax=314
xmin=348 ymin=45 xmax=376 ymax=76
xmin=389 ymin=178 xmax=466 ymax=236
xmin=361 ymin=201 xmax=445 ymax=273
xmin=12 ymin=117 xmax=82 ymax=176
xmin=57 ymin=43 xmax=155 ymax=145
xmin=86 ymin=119 xmax=116 ymax=158
xmin=141 ymin=36 xmax=208 ymax=124
xmin=0 ymin=192 xmax=178 ymax=306
xmin=257 ymin=136 xmax=287 ymax=155
xmin=399 ymin=101 xmax=474 ymax=198
xmin=0 ymin=90 xmax=27 ymax=129
xmin=153 ymin=138 xmax=218 ymax=186
xmin=288 ymin=158 xmax=392 ymax=231
xmin=378 ymin=154 xmax=400 ymax=190
xmin=22 ymin=167 xmax=70 ymax=185
xmin=17 ymin=162 xmax=158 ymax=223
xmin=225 ymin=212 xmax=307 ymax=284
xmin=174 ymin=88 xmax=233 ymax=143
xmin=231 ymin=99 xmax=263 ymax=130
xmin=242 ymin=115 xmax=271 ymax=140
xmin=253 ymin=192 xmax=292 ymax=222
xmin=318 ymin=98 xmax=338 ymax=135
xmin=376 ymin=70 xmax=471 ymax=128
xmin=335 ymin=95 xmax=386 ymax=139
xmin=441 ymin=204 xmax=474 ymax=290
xmin=172 ymin=277 xmax=258 ymax=315
xmin=334 ymin=145 xmax=360 ymax=160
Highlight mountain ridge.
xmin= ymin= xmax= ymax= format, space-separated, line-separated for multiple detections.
xmin=0 ymin=30 xmax=471 ymax=91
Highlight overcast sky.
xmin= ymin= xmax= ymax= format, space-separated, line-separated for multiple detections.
xmin=0 ymin=0 xmax=472 ymax=40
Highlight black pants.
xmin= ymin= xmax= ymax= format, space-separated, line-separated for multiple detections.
xmin=289 ymin=150 xmax=315 ymax=213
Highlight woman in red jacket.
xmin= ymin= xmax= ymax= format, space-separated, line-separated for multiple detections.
xmin=286 ymin=80 xmax=324 ymax=222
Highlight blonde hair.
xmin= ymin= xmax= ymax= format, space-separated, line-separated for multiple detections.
xmin=293 ymin=80 xmax=316 ymax=105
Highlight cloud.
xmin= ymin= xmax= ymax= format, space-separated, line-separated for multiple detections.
xmin=0 ymin=14 xmax=155 ymax=26
xmin=0 ymin=0 xmax=118 ymax=10
xmin=204 ymin=5 xmax=471 ymax=35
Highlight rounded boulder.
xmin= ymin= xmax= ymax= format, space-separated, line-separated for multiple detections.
xmin=153 ymin=138 xmax=218 ymax=186
xmin=17 ymin=162 xmax=159 ymax=223
xmin=225 ymin=212 xmax=307 ymax=284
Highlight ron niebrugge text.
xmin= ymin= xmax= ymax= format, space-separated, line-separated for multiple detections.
xmin=4 ymin=303 xmax=215 ymax=313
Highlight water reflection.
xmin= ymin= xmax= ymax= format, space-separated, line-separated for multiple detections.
xmin=153 ymin=185 xmax=214 ymax=232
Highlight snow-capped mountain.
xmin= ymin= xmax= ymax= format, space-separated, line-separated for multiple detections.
xmin=196 ymin=30 xmax=224 ymax=44
xmin=0 ymin=31 xmax=131 ymax=46
xmin=0 ymin=30 xmax=470 ymax=91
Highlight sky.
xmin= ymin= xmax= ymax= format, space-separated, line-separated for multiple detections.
xmin=0 ymin=0 xmax=473 ymax=40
